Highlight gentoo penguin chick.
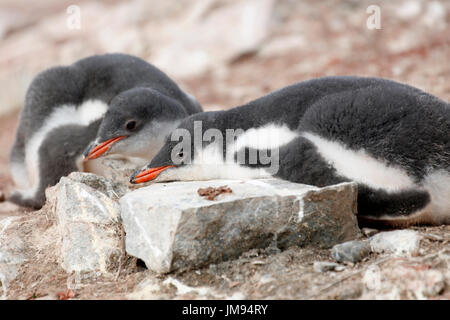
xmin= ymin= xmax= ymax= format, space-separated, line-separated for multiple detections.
xmin=130 ymin=76 xmax=450 ymax=227
xmin=83 ymin=87 xmax=196 ymax=161
xmin=9 ymin=53 xmax=202 ymax=209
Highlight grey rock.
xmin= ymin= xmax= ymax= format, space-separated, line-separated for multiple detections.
xmin=369 ymin=230 xmax=422 ymax=256
xmin=120 ymin=179 xmax=360 ymax=273
xmin=51 ymin=172 xmax=124 ymax=275
xmin=331 ymin=240 xmax=371 ymax=263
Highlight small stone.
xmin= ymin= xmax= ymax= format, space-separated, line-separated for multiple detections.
xmin=334 ymin=265 xmax=346 ymax=272
xmin=361 ymin=228 xmax=378 ymax=237
xmin=331 ymin=240 xmax=371 ymax=263
xmin=242 ymin=249 xmax=260 ymax=259
xmin=369 ymin=230 xmax=422 ymax=256
xmin=423 ymin=233 xmax=444 ymax=242
xmin=264 ymin=245 xmax=281 ymax=256
xmin=258 ymin=274 xmax=274 ymax=285
xmin=313 ymin=261 xmax=341 ymax=272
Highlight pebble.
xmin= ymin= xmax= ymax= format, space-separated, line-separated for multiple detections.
xmin=423 ymin=233 xmax=444 ymax=242
xmin=313 ymin=261 xmax=344 ymax=272
xmin=361 ymin=228 xmax=378 ymax=237
xmin=369 ymin=230 xmax=422 ymax=256
xmin=331 ymin=240 xmax=371 ymax=263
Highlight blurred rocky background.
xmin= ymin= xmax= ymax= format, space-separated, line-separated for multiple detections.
xmin=1 ymin=0 xmax=449 ymax=114
xmin=0 ymin=0 xmax=449 ymax=300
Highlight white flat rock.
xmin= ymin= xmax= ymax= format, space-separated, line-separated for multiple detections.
xmin=120 ymin=179 xmax=360 ymax=273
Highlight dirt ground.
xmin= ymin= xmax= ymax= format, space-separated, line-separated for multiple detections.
xmin=0 ymin=0 xmax=449 ymax=299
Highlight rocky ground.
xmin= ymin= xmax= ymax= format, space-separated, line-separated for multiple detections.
xmin=1 ymin=197 xmax=449 ymax=300
xmin=0 ymin=0 xmax=449 ymax=300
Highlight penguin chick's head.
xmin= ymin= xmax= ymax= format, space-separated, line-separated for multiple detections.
xmin=129 ymin=111 xmax=273 ymax=184
xmin=129 ymin=112 xmax=219 ymax=184
xmin=83 ymin=88 xmax=187 ymax=161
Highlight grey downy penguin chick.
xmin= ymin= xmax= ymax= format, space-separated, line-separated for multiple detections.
xmin=82 ymin=87 xmax=197 ymax=161
xmin=130 ymin=76 xmax=450 ymax=228
xmin=9 ymin=53 xmax=202 ymax=209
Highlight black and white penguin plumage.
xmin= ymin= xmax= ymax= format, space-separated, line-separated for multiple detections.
xmin=9 ymin=53 xmax=202 ymax=209
xmin=130 ymin=76 xmax=450 ymax=227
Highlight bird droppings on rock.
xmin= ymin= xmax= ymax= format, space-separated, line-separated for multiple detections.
xmin=197 ymin=185 xmax=233 ymax=200
xmin=331 ymin=240 xmax=371 ymax=263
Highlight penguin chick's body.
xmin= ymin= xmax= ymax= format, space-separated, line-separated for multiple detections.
xmin=131 ymin=76 xmax=450 ymax=227
xmin=9 ymin=53 xmax=202 ymax=209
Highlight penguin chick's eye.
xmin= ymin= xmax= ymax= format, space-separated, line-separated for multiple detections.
xmin=177 ymin=150 xmax=185 ymax=164
xmin=125 ymin=120 xmax=137 ymax=131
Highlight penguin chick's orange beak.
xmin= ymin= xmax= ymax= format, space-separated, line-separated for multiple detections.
xmin=84 ymin=136 xmax=126 ymax=161
xmin=130 ymin=165 xmax=174 ymax=184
